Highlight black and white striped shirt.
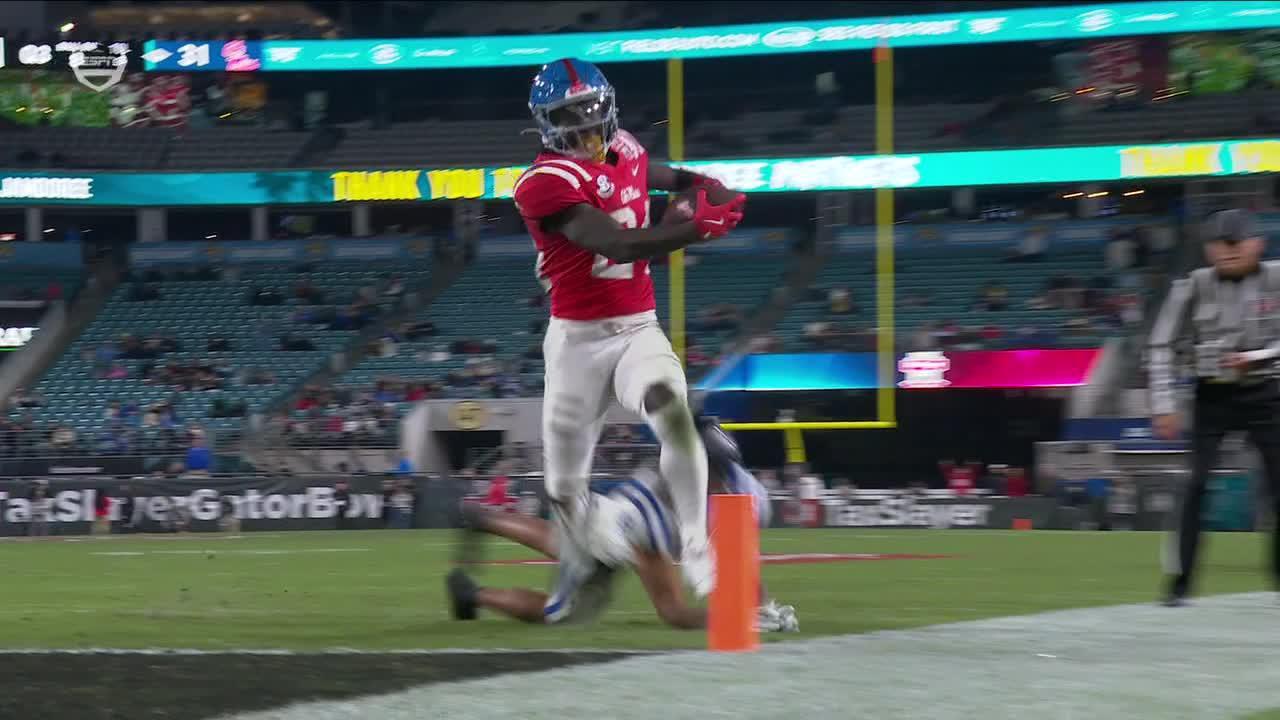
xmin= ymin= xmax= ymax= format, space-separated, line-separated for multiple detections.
xmin=1149 ymin=262 xmax=1280 ymax=416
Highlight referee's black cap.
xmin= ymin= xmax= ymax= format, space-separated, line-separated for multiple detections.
xmin=1205 ymin=209 xmax=1259 ymax=245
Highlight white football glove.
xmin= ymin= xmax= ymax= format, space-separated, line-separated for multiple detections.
xmin=757 ymin=600 xmax=799 ymax=633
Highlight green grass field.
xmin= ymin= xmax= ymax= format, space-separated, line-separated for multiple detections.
xmin=2 ymin=528 xmax=1273 ymax=651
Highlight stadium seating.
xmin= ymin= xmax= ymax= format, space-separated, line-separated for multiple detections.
xmin=14 ymin=260 xmax=431 ymax=443
xmin=776 ymin=244 xmax=1134 ymax=352
xmin=0 ymin=266 xmax=82 ymax=302
xmin=164 ymin=127 xmax=313 ymax=170
xmin=315 ymin=91 xmax=1280 ymax=167
xmin=334 ymin=249 xmax=790 ymax=396
xmin=0 ymin=126 xmax=172 ymax=170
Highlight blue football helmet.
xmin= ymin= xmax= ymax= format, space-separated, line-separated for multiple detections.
xmin=529 ymin=58 xmax=618 ymax=161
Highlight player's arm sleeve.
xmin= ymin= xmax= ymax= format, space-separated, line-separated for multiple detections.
xmin=552 ymin=199 xmax=701 ymax=263
xmin=647 ymin=159 xmax=725 ymax=193
xmin=1148 ymin=274 xmax=1194 ymax=417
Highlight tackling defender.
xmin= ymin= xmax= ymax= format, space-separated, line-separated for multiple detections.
xmin=513 ymin=58 xmax=746 ymax=597
xmin=446 ymin=419 xmax=798 ymax=632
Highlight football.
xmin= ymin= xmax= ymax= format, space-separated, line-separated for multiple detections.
xmin=661 ymin=183 xmax=740 ymax=225
xmin=662 ymin=188 xmax=698 ymax=224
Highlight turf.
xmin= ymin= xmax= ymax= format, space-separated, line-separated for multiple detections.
xmin=1 ymin=528 xmax=1274 ymax=651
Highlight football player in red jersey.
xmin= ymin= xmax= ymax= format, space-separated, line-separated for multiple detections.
xmin=513 ymin=59 xmax=744 ymax=598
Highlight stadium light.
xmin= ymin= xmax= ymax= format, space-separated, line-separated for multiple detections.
xmin=59 ymin=22 xmax=75 ymax=33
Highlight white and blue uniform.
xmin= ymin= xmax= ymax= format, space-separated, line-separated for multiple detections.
xmin=543 ymin=463 xmax=768 ymax=624
xmin=544 ymin=468 xmax=675 ymax=624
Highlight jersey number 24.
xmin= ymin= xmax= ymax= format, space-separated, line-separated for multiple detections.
xmin=536 ymin=204 xmax=651 ymax=290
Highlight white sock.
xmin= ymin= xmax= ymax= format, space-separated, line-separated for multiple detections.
xmin=647 ymin=400 xmax=708 ymax=546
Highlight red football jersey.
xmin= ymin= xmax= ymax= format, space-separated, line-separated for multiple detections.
xmin=513 ymin=129 xmax=655 ymax=321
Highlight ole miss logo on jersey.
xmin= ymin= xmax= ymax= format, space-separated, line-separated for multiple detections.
xmin=512 ymin=129 xmax=655 ymax=321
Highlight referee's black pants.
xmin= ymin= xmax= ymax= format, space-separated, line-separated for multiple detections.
xmin=1168 ymin=379 xmax=1280 ymax=597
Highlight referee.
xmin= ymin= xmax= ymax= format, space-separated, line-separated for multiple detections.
xmin=1149 ymin=208 xmax=1280 ymax=606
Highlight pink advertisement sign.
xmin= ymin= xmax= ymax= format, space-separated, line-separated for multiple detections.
xmin=897 ymin=349 xmax=1101 ymax=389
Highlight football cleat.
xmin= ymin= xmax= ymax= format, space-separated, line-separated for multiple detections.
xmin=565 ymin=563 xmax=618 ymax=626
xmin=680 ymin=535 xmax=716 ymax=598
xmin=446 ymin=568 xmax=479 ymax=621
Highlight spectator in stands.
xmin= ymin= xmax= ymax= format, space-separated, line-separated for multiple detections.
xmin=406 ymin=383 xmax=429 ymax=402
xmin=1083 ymin=276 xmax=1112 ymax=312
xmin=45 ymin=281 xmax=62 ymax=301
xmin=9 ymin=387 xmax=43 ymax=409
xmin=940 ymin=459 xmax=982 ymax=495
xmin=94 ymin=341 xmax=121 ymax=364
xmin=909 ymin=322 xmax=938 ymax=352
xmin=333 ymin=480 xmax=351 ymax=530
xmin=384 ymin=275 xmax=405 ymax=298
xmin=746 ymin=333 xmax=781 ymax=353
xmin=1004 ymin=227 xmax=1048 ymax=262
xmin=387 ymin=481 xmax=415 ymax=529
xmin=980 ymin=324 xmax=1004 ymax=348
xmin=451 ymin=338 xmax=497 ymax=355
xmin=1106 ymin=229 xmax=1136 ymax=271
xmin=1002 ymin=466 xmax=1030 ymax=497
xmin=50 ymin=425 xmax=76 ymax=451
xmin=1115 ymin=292 xmax=1143 ymax=326
xmin=27 ymin=480 xmax=50 ymax=537
xmin=293 ymin=279 xmax=325 ymax=305
xmin=184 ymin=427 xmax=211 ymax=474
xmin=828 ymin=287 xmax=855 ymax=315
xmin=1063 ymin=316 xmax=1094 ymax=338
xmin=693 ymin=303 xmax=742 ymax=333
xmin=100 ymin=362 xmax=128 ymax=380
xmin=96 ymin=420 xmax=130 ymax=454
xmin=935 ymin=320 xmax=961 ymax=348
xmin=207 ymin=336 xmax=232 ymax=352
xmin=803 ymin=320 xmax=833 ymax=348
xmin=393 ymin=452 xmax=413 ymax=476
xmin=977 ymin=281 xmax=1009 ymax=311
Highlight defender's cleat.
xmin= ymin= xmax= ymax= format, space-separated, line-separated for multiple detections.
xmin=447 ymin=568 xmax=479 ymax=620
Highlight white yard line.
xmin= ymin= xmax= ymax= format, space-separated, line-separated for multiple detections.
xmin=90 ymin=548 xmax=373 ymax=557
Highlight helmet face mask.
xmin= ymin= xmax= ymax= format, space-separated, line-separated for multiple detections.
xmin=529 ymin=60 xmax=618 ymax=162
xmin=533 ymin=87 xmax=617 ymax=161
